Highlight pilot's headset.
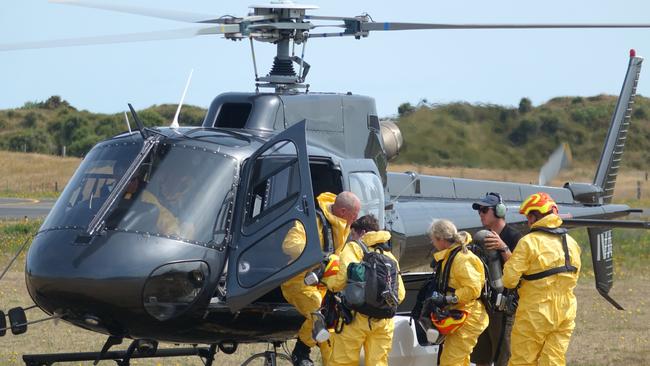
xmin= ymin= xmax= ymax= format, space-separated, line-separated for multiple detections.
xmin=487 ymin=192 xmax=507 ymax=218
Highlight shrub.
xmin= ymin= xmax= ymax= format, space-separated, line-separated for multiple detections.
xmin=518 ymin=97 xmax=533 ymax=114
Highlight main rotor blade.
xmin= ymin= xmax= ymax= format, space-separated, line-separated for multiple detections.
xmin=0 ymin=26 xmax=235 ymax=52
xmin=362 ymin=22 xmax=650 ymax=31
xmin=50 ymin=0 xmax=225 ymax=24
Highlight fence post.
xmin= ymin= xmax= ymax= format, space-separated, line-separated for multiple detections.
xmin=637 ymin=180 xmax=642 ymax=200
xmin=55 ymin=181 xmax=58 ymax=193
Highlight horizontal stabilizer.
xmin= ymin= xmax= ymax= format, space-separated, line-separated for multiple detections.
xmin=562 ymin=218 xmax=650 ymax=229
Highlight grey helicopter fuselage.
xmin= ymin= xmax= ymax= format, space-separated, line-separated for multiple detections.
xmin=25 ymin=89 xmax=635 ymax=344
xmin=24 ymin=91 xmax=388 ymax=343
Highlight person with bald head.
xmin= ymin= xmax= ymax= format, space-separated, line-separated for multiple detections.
xmin=282 ymin=191 xmax=361 ymax=366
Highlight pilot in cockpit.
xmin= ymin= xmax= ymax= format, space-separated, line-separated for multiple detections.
xmin=140 ymin=167 xmax=196 ymax=239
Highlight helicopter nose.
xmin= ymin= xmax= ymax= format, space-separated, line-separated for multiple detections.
xmin=25 ymin=229 xmax=222 ymax=335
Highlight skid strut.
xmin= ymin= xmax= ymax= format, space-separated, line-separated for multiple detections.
xmin=22 ymin=342 xmax=217 ymax=366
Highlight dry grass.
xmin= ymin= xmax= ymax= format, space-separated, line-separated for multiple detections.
xmin=2 ymin=264 xmax=648 ymax=365
xmin=0 ymin=266 xmax=291 ymax=365
xmin=0 ymin=151 xmax=80 ymax=197
xmin=568 ymin=273 xmax=650 ymax=365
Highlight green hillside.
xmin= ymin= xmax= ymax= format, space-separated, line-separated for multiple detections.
xmin=2 ymin=95 xmax=650 ymax=170
xmin=393 ymin=96 xmax=650 ymax=169
xmin=0 ymin=96 xmax=206 ymax=157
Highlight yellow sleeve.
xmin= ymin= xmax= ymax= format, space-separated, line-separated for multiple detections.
xmin=503 ymin=236 xmax=530 ymax=289
xmin=397 ymin=270 xmax=406 ymax=304
xmin=452 ymin=255 xmax=484 ymax=305
xmin=141 ymin=190 xmax=179 ymax=236
xmin=282 ymin=221 xmax=307 ymax=261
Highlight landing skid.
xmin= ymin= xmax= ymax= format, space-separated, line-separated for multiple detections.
xmin=22 ymin=343 xmax=217 ymax=366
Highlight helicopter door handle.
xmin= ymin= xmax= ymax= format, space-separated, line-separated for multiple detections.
xmin=302 ymin=196 xmax=309 ymax=215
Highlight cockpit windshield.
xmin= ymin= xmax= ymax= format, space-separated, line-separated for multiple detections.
xmin=43 ymin=138 xmax=239 ymax=246
xmin=103 ymin=142 xmax=238 ymax=244
xmin=42 ymin=138 xmax=143 ymax=231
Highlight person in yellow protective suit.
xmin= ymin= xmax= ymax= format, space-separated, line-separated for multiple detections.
xmin=427 ymin=219 xmax=489 ymax=366
xmin=321 ymin=214 xmax=406 ymax=366
xmin=281 ymin=191 xmax=361 ymax=366
xmin=503 ymin=192 xmax=581 ymax=366
xmin=140 ymin=170 xmax=195 ymax=238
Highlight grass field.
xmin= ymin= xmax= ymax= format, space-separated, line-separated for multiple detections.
xmin=1 ymin=218 xmax=648 ymax=365
xmin=0 ymin=151 xmax=80 ymax=198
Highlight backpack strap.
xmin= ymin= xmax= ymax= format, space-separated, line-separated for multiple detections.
xmin=315 ymin=208 xmax=334 ymax=253
xmin=354 ymin=239 xmax=370 ymax=255
xmin=521 ymin=228 xmax=577 ymax=281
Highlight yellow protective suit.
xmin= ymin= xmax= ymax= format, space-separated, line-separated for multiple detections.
xmin=433 ymin=242 xmax=489 ymax=366
xmin=281 ymin=192 xmax=351 ymax=348
xmin=322 ymin=231 xmax=405 ymax=366
xmin=503 ymin=214 xmax=581 ymax=366
xmin=141 ymin=190 xmax=189 ymax=237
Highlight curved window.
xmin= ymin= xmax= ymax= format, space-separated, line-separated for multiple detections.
xmin=242 ymin=140 xmax=301 ymax=235
xmin=104 ymin=143 xmax=238 ymax=244
xmin=349 ymin=172 xmax=385 ymax=226
xmin=41 ymin=138 xmax=143 ymax=231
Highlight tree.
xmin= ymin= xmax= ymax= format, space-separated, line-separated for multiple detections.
xmin=398 ymin=102 xmax=415 ymax=117
xmin=22 ymin=112 xmax=38 ymax=128
xmin=518 ymin=97 xmax=533 ymax=114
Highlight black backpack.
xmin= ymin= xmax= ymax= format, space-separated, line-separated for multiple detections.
xmin=342 ymin=239 xmax=400 ymax=319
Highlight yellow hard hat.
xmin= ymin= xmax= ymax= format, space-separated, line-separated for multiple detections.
xmin=519 ymin=192 xmax=558 ymax=216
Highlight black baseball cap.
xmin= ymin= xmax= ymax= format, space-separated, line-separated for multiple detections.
xmin=472 ymin=193 xmax=501 ymax=210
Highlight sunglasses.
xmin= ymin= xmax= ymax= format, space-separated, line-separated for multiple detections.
xmin=479 ymin=207 xmax=492 ymax=214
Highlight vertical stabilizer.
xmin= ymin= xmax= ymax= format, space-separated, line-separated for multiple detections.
xmin=593 ymin=51 xmax=644 ymax=203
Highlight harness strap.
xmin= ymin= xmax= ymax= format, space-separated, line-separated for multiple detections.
xmin=521 ymin=228 xmax=577 ymax=281
xmin=315 ymin=208 xmax=334 ymax=253
xmin=433 ymin=246 xmax=462 ymax=294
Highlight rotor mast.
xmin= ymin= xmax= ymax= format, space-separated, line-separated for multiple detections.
xmin=249 ymin=2 xmax=315 ymax=92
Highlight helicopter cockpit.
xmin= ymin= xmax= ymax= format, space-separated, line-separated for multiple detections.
xmin=41 ymin=133 xmax=239 ymax=246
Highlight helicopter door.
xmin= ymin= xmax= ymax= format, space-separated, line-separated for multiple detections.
xmin=340 ymin=159 xmax=385 ymax=226
xmin=225 ymin=121 xmax=320 ymax=311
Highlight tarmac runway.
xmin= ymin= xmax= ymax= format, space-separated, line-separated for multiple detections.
xmin=0 ymin=198 xmax=55 ymax=219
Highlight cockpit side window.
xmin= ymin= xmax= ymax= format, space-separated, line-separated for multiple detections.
xmin=349 ymin=172 xmax=385 ymax=225
xmin=242 ymin=140 xmax=301 ymax=235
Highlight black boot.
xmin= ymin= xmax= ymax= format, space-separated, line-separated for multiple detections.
xmin=291 ymin=339 xmax=314 ymax=366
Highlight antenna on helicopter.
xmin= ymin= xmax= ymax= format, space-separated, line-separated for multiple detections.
xmin=171 ymin=69 xmax=194 ymax=129
xmin=123 ymin=111 xmax=132 ymax=134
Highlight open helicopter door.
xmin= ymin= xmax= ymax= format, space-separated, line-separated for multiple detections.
xmin=225 ymin=121 xmax=321 ymax=311
xmin=340 ymin=159 xmax=385 ymax=226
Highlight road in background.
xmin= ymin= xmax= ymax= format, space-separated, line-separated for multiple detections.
xmin=0 ymin=198 xmax=55 ymax=219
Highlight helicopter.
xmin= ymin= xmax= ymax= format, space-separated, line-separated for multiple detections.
xmin=2 ymin=1 xmax=650 ymax=365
